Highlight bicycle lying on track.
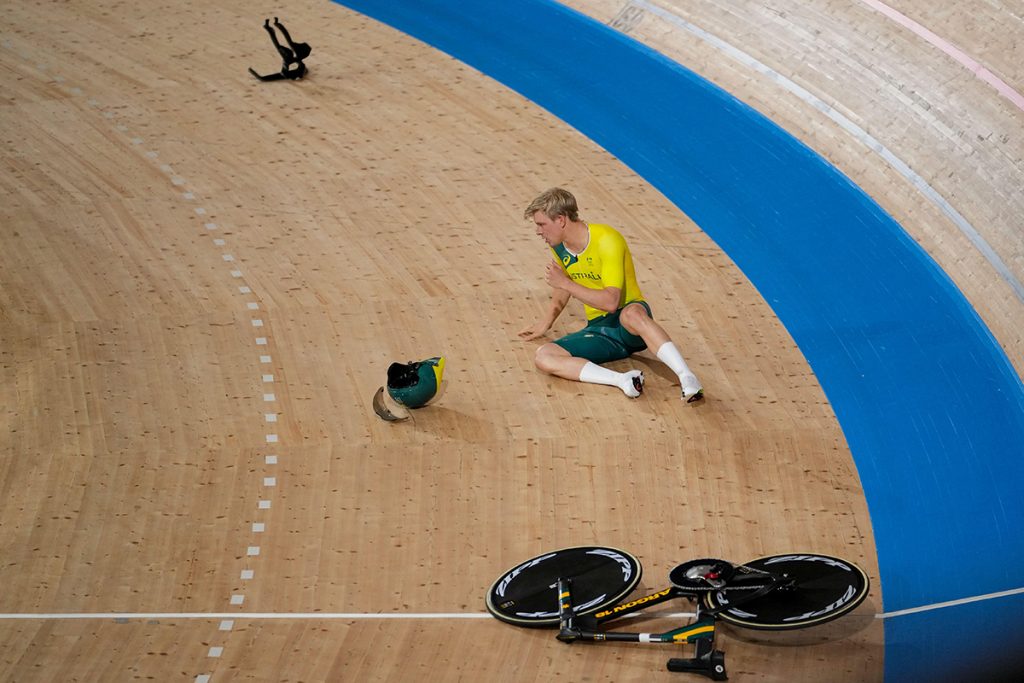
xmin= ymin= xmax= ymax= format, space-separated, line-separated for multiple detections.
xmin=485 ymin=546 xmax=870 ymax=680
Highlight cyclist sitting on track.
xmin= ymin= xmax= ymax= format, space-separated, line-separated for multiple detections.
xmin=518 ymin=187 xmax=704 ymax=402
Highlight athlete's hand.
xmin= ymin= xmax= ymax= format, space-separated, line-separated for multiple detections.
xmin=518 ymin=320 xmax=550 ymax=341
xmin=545 ymin=261 xmax=572 ymax=290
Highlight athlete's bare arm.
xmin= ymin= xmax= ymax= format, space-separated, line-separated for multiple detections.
xmin=544 ymin=261 xmax=620 ymax=314
xmin=519 ymin=287 xmax=571 ymax=340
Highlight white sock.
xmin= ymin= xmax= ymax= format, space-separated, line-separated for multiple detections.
xmin=656 ymin=342 xmax=702 ymax=393
xmin=579 ymin=362 xmax=644 ymax=398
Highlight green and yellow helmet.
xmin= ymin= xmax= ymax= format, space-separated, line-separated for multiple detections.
xmin=386 ymin=356 xmax=446 ymax=408
xmin=372 ymin=356 xmax=446 ymax=421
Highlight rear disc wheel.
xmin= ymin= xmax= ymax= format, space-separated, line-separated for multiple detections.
xmin=703 ymin=553 xmax=869 ymax=630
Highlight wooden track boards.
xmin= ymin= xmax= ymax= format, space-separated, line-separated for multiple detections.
xmin=13 ymin=0 xmax=1023 ymax=679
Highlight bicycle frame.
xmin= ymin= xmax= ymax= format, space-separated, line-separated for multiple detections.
xmin=485 ymin=547 xmax=869 ymax=680
xmin=552 ymin=571 xmax=788 ymax=680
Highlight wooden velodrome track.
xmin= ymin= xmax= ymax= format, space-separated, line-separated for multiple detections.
xmin=2 ymin=0 xmax=1021 ymax=681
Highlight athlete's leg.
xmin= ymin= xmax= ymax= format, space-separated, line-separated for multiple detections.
xmin=619 ymin=303 xmax=703 ymax=401
xmin=534 ymin=343 xmax=643 ymax=398
xmin=619 ymin=302 xmax=670 ymax=349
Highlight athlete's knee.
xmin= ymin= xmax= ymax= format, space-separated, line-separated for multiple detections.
xmin=619 ymin=303 xmax=650 ymax=333
xmin=534 ymin=344 xmax=565 ymax=374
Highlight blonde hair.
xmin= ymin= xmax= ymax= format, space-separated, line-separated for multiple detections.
xmin=524 ymin=187 xmax=580 ymax=222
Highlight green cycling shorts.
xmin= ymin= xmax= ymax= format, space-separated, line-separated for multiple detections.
xmin=553 ymin=301 xmax=651 ymax=364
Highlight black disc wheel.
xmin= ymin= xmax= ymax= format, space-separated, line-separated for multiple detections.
xmin=703 ymin=553 xmax=869 ymax=630
xmin=485 ymin=546 xmax=642 ymax=627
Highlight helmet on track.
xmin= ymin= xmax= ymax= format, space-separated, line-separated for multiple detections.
xmin=372 ymin=356 xmax=446 ymax=421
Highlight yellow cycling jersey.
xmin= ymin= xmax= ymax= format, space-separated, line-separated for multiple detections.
xmin=551 ymin=223 xmax=645 ymax=320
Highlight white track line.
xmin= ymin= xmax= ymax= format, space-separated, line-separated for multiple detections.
xmin=0 ymin=611 xmax=697 ymax=621
xmin=855 ymin=0 xmax=1024 ymax=112
xmin=875 ymin=586 xmax=1024 ymax=619
xmin=621 ymin=0 xmax=1024 ymax=622
xmin=630 ymin=0 xmax=1024 ymax=305
xmin=0 ymin=40 xmax=280 ymax=680
xmin=0 ymin=613 xmax=493 ymax=620
xmin=6 ymin=589 xmax=1024 ymax=622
